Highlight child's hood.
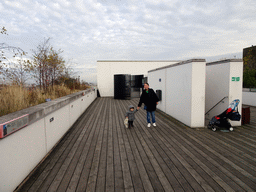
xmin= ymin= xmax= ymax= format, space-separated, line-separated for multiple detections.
xmin=128 ymin=105 xmax=135 ymax=110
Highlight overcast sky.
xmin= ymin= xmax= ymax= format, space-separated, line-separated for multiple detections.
xmin=1 ymin=0 xmax=255 ymax=83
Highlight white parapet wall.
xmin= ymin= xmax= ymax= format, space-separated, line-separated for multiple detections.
xmin=0 ymin=88 xmax=97 ymax=192
xmin=242 ymin=90 xmax=256 ymax=106
xmin=147 ymin=68 xmax=167 ymax=113
xmin=205 ymin=59 xmax=243 ymax=126
xmin=97 ymin=60 xmax=179 ymax=97
xmin=148 ymin=59 xmax=206 ymax=128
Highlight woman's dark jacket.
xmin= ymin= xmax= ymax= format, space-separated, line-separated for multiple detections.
xmin=138 ymin=88 xmax=159 ymax=112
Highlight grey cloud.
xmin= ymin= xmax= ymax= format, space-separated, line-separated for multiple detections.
xmin=1 ymin=0 xmax=255 ymax=84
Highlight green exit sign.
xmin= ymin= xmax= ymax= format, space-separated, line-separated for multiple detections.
xmin=232 ymin=77 xmax=240 ymax=81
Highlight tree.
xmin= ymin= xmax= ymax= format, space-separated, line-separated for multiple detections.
xmin=31 ymin=38 xmax=66 ymax=91
xmin=243 ymin=67 xmax=256 ymax=88
xmin=47 ymin=48 xmax=65 ymax=87
xmin=0 ymin=27 xmax=7 ymax=35
xmin=1 ymin=27 xmax=26 ymax=78
xmin=243 ymin=46 xmax=256 ymax=88
xmin=3 ymin=56 xmax=31 ymax=86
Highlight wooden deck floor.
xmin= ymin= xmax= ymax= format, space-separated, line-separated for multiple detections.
xmin=16 ymin=98 xmax=256 ymax=192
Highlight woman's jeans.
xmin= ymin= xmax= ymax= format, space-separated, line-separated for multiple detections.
xmin=147 ymin=111 xmax=155 ymax=123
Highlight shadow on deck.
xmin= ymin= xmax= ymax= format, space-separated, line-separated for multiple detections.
xmin=16 ymin=98 xmax=256 ymax=192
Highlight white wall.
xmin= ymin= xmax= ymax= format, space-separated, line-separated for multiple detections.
xmin=45 ymin=104 xmax=70 ymax=152
xmin=97 ymin=61 xmax=179 ymax=97
xmin=148 ymin=59 xmax=206 ymax=128
xmin=166 ymin=63 xmax=193 ymax=126
xmin=148 ymin=68 xmax=166 ymax=112
xmin=191 ymin=62 xmax=206 ymax=127
xmin=81 ymin=92 xmax=95 ymax=111
xmin=205 ymin=59 xmax=243 ymax=126
xmin=0 ymin=119 xmax=46 ymax=192
xmin=0 ymin=89 xmax=97 ymax=192
xmin=243 ymin=91 xmax=256 ymax=106
xmin=70 ymin=98 xmax=83 ymax=127
xmin=229 ymin=61 xmax=243 ymax=126
xmin=205 ymin=63 xmax=230 ymax=121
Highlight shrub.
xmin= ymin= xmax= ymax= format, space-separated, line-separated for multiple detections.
xmin=0 ymin=85 xmax=84 ymax=116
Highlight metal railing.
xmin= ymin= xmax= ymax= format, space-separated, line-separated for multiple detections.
xmin=205 ymin=96 xmax=228 ymax=115
xmin=243 ymin=88 xmax=256 ymax=92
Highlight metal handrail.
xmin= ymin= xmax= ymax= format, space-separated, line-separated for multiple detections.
xmin=205 ymin=96 xmax=228 ymax=115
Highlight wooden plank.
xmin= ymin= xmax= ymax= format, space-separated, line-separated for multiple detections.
xmin=114 ymin=100 xmax=134 ymax=192
xmin=208 ymin=132 xmax=256 ymax=156
xmin=136 ymin=109 xmax=208 ymax=191
xmin=75 ymin=98 xmax=107 ymax=191
xmin=231 ymin=130 xmax=256 ymax=144
xmin=124 ymin=103 xmax=165 ymax=192
xmin=117 ymin=100 xmax=145 ymax=192
xmin=85 ymin=98 xmax=108 ymax=191
xmin=119 ymin=100 xmax=154 ymax=192
xmin=184 ymin=132 xmax=256 ymax=190
xmin=137 ymin=110 xmax=215 ymax=192
xmin=105 ymin=98 xmax=115 ymax=192
xmin=156 ymin=114 xmax=255 ymax=192
xmin=95 ymin=99 xmax=109 ymax=192
xmin=130 ymin=127 xmax=165 ymax=191
xmin=56 ymin=99 xmax=105 ymax=192
xmin=16 ymin=98 xmax=256 ymax=192
xmin=185 ymin=129 xmax=256 ymax=170
xmin=156 ymin=112 xmax=250 ymax=191
xmin=131 ymin=112 xmax=201 ymax=191
xmin=65 ymin=98 xmax=105 ymax=192
xmin=179 ymin=125 xmax=256 ymax=180
xmin=242 ymin=124 xmax=256 ymax=131
xmin=27 ymin=99 xmax=100 ymax=192
xmin=135 ymin=116 xmax=186 ymax=191
xmin=151 ymin=121 xmax=233 ymax=192
xmin=129 ymin=100 xmax=204 ymax=192
xmin=156 ymin=123 xmax=247 ymax=192
xmin=112 ymin=99 xmax=125 ymax=192
xmin=47 ymin=100 xmax=104 ymax=192
xmin=201 ymin=130 xmax=256 ymax=169
xmin=131 ymin=113 xmax=174 ymax=191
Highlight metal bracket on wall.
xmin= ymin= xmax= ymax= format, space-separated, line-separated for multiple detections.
xmin=50 ymin=117 xmax=54 ymax=122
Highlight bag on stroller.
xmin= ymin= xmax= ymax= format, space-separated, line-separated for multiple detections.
xmin=207 ymin=99 xmax=241 ymax=132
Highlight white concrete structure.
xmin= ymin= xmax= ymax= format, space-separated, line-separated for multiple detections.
xmin=148 ymin=59 xmax=206 ymax=128
xmin=0 ymin=89 xmax=97 ymax=192
xmin=97 ymin=60 xmax=179 ymax=97
xmin=205 ymin=59 xmax=243 ymax=126
xmin=242 ymin=90 xmax=256 ymax=106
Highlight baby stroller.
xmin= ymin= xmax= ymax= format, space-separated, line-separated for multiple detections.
xmin=207 ymin=99 xmax=241 ymax=132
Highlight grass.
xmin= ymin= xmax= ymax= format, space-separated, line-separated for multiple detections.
xmin=0 ymin=85 xmax=88 ymax=117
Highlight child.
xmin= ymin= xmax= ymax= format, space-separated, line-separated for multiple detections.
xmin=125 ymin=105 xmax=138 ymax=128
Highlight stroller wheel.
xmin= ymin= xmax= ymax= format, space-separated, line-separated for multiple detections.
xmin=212 ymin=127 xmax=217 ymax=132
